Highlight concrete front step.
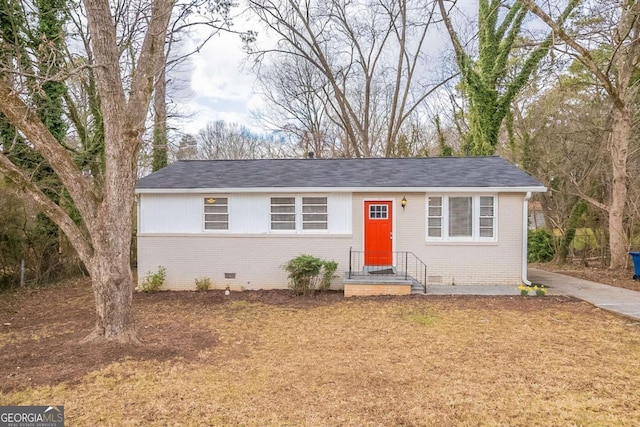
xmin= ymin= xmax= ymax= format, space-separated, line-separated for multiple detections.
xmin=343 ymin=273 xmax=412 ymax=297
xmin=344 ymin=272 xmax=427 ymax=297
xmin=411 ymin=287 xmax=426 ymax=294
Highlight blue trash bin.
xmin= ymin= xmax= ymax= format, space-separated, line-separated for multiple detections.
xmin=630 ymin=252 xmax=640 ymax=280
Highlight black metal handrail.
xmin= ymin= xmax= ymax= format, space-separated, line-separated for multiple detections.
xmin=348 ymin=247 xmax=427 ymax=293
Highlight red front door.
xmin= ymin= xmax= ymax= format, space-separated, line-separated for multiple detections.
xmin=364 ymin=201 xmax=393 ymax=265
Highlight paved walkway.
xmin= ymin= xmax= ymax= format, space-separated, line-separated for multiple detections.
xmin=529 ymin=268 xmax=640 ymax=320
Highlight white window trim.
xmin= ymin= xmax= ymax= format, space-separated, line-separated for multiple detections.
xmin=425 ymin=194 xmax=497 ymax=242
xmin=478 ymin=195 xmax=496 ymax=239
xmin=202 ymin=195 xmax=230 ymax=233
xmin=269 ymin=196 xmax=297 ymax=232
xmin=426 ymin=196 xmax=443 ymax=239
xmin=269 ymin=195 xmax=329 ymax=234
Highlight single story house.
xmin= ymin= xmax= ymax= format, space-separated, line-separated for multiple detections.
xmin=135 ymin=156 xmax=546 ymax=295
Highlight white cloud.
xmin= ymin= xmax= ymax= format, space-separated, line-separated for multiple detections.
xmin=190 ymin=34 xmax=253 ymax=101
xmin=174 ymin=14 xmax=266 ymax=135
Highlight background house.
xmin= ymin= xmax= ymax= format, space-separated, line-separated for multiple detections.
xmin=136 ymin=156 xmax=545 ymax=292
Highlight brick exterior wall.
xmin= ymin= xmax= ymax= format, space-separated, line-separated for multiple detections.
xmin=349 ymin=192 xmax=524 ymax=286
xmin=137 ymin=192 xmax=526 ymax=290
xmin=137 ymin=234 xmax=354 ymax=291
xmin=344 ymin=283 xmax=411 ymax=297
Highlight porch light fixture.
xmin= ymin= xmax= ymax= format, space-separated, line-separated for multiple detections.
xmin=401 ymin=196 xmax=407 ymax=210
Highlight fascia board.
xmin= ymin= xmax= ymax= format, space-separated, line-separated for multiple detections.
xmin=136 ymin=186 xmax=547 ymax=194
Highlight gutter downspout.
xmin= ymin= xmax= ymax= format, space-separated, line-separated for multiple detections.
xmin=522 ymin=192 xmax=532 ymax=286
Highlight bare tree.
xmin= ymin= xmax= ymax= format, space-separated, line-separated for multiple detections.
xmin=248 ymin=0 xmax=455 ymax=157
xmin=522 ymin=0 xmax=640 ymax=268
xmin=196 ymin=120 xmax=294 ymax=159
xmin=0 ymin=0 xmax=175 ymax=342
xmin=176 ymin=133 xmax=198 ymax=160
xmin=255 ymin=55 xmax=342 ymax=157
xmin=151 ymin=0 xmax=238 ymax=171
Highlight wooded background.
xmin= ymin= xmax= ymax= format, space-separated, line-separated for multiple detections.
xmin=1 ymin=0 xmax=639 ymax=338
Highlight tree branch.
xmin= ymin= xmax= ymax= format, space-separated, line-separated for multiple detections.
xmin=0 ymin=79 xmax=98 ymax=220
xmin=521 ymin=0 xmax=622 ymax=108
xmin=0 ymin=154 xmax=94 ymax=264
xmin=567 ymin=184 xmax=610 ymax=213
xmin=437 ymin=0 xmax=484 ymax=98
xmin=126 ymin=0 xmax=176 ymax=129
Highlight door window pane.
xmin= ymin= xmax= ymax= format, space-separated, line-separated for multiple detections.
xmin=369 ymin=204 xmax=388 ymax=219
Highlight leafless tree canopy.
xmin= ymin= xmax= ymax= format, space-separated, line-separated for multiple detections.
xmin=248 ymin=0 xmax=455 ymax=157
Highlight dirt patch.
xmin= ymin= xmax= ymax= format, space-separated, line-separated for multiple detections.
xmin=2 ymin=279 xmax=640 ymax=425
xmin=0 ymin=283 xmax=414 ymax=392
xmin=533 ymin=262 xmax=640 ymax=292
xmin=0 ymin=279 xmax=580 ymax=393
xmin=0 ymin=280 xmax=220 ymax=392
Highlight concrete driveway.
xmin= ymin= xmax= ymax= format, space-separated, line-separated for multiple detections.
xmin=529 ymin=268 xmax=640 ymax=320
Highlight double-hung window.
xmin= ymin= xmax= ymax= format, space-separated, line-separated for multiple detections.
xmin=479 ymin=196 xmax=495 ymax=238
xmin=426 ymin=195 xmax=496 ymax=241
xmin=427 ymin=196 xmax=443 ymax=238
xmin=204 ymin=197 xmax=228 ymax=230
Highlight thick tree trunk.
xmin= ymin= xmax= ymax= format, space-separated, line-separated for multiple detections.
xmin=608 ymin=106 xmax=631 ymax=269
xmin=79 ymin=0 xmax=174 ymax=342
xmin=83 ymin=253 xmax=137 ymax=342
xmin=79 ymin=128 xmax=140 ymax=342
xmin=82 ymin=146 xmax=139 ymax=342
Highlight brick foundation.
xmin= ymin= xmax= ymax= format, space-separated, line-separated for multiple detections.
xmin=344 ymin=283 xmax=411 ymax=297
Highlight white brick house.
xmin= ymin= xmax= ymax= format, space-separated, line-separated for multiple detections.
xmin=135 ymin=156 xmax=545 ymax=292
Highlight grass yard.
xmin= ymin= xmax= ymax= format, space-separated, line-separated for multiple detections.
xmin=1 ymin=279 xmax=640 ymax=426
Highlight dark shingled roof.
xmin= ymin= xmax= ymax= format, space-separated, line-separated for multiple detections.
xmin=136 ymin=156 xmax=544 ymax=190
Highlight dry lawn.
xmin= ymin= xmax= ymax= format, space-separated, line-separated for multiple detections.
xmin=1 ymin=279 xmax=640 ymax=426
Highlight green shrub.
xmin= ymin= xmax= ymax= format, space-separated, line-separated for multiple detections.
xmin=528 ymin=229 xmax=555 ymax=262
xmin=283 ymin=255 xmax=338 ymax=296
xmin=319 ymin=260 xmax=338 ymax=291
xmin=141 ymin=266 xmax=166 ymax=293
xmin=195 ymin=276 xmax=211 ymax=291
